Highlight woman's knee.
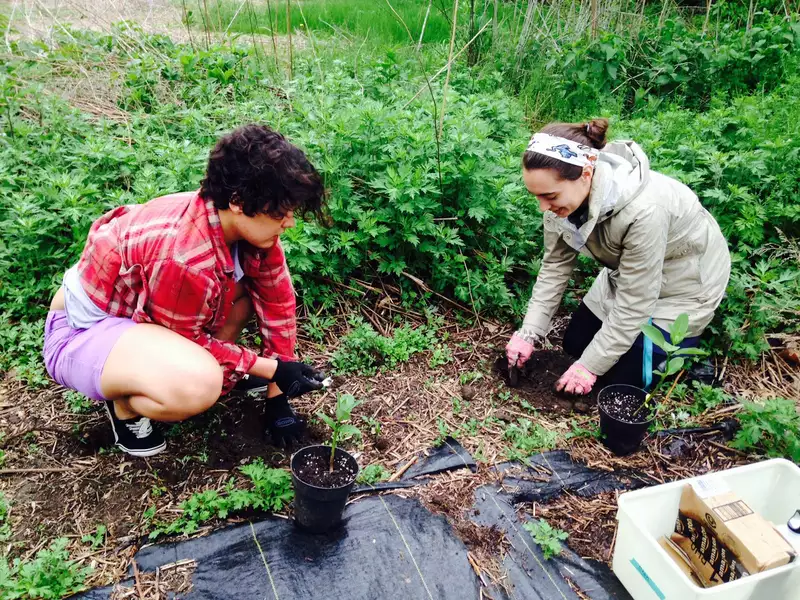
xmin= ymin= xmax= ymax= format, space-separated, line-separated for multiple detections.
xmin=168 ymin=364 xmax=223 ymax=417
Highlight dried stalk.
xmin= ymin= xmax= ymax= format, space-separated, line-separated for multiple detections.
xmin=417 ymin=0 xmax=433 ymax=50
xmin=286 ymin=0 xmax=293 ymax=79
xmin=438 ymin=0 xmax=460 ymax=139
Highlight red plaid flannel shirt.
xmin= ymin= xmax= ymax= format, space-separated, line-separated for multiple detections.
xmin=77 ymin=191 xmax=297 ymax=393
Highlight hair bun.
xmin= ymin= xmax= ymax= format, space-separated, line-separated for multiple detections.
xmin=585 ymin=118 xmax=609 ymax=149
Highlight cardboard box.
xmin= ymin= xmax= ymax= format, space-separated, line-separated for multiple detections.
xmin=659 ymin=536 xmax=706 ymax=587
xmin=670 ymin=478 xmax=796 ymax=587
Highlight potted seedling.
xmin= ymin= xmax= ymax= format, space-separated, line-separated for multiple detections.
xmin=290 ymin=394 xmax=361 ymax=533
xmin=597 ymin=313 xmax=707 ymax=456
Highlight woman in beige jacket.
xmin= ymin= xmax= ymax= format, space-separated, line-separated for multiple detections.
xmin=505 ymin=119 xmax=731 ymax=396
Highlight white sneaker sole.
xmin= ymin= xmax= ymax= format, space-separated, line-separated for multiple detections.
xmin=117 ymin=441 xmax=167 ymax=457
xmin=105 ymin=403 xmax=167 ymax=458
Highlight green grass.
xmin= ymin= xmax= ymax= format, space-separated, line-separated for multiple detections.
xmin=199 ymin=0 xmax=506 ymax=45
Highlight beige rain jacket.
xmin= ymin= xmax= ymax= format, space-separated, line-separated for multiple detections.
xmin=519 ymin=141 xmax=731 ymax=375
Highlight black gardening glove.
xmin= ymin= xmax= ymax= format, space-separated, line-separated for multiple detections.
xmin=271 ymin=359 xmax=326 ymax=398
xmin=264 ymin=393 xmax=305 ymax=447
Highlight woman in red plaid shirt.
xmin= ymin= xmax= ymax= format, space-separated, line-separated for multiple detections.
xmin=44 ymin=125 xmax=327 ymax=457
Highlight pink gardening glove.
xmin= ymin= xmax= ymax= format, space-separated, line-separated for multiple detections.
xmin=506 ymin=333 xmax=536 ymax=368
xmin=555 ymin=362 xmax=597 ymax=396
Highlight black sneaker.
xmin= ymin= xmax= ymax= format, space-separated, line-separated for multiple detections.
xmin=104 ymin=402 xmax=166 ymax=457
xmin=231 ymin=373 xmax=271 ymax=397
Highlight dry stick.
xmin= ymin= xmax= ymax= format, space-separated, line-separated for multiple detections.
xmin=265 ymin=0 xmax=281 ymax=74
xmin=215 ymin=0 xmax=224 ymax=31
xmin=5 ymin=0 xmax=18 ymax=52
xmin=295 ymin=1 xmax=325 ymax=86
xmin=401 ymin=271 xmax=473 ymax=315
xmin=663 ymin=369 xmax=684 ymax=403
xmin=384 ymin=0 xmax=444 ymax=191
xmin=246 ymin=0 xmax=264 ymax=68
xmin=590 ymin=0 xmax=598 ymax=38
xmin=201 ymin=0 xmax=213 ymax=47
xmin=459 ymin=249 xmax=482 ymax=327
xmin=417 ymin=0 xmax=433 ymax=50
xmin=181 ymin=0 xmax=197 ymax=52
xmin=0 ymin=467 xmax=79 ymax=475
xmin=402 ymin=18 xmax=492 ymax=110
xmin=516 ymin=0 xmax=537 ymax=58
xmin=702 ymin=0 xmax=712 ymax=33
xmin=492 ymin=0 xmax=499 ymax=48
xmin=438 ymin=0 xmax=460 ymax=140
xmin=223 ymin=0 xmax=250 ymax=35
xmin=132 ymin=560 xmax=145 ymax=600
xmin=389 ymin=456 xmax=418 ymax=481
xmin=467 ymin=0 xmax=477 ymax=66
xmin=286 ymin=0 xmax=293 ymax=80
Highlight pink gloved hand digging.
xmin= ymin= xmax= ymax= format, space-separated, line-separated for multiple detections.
xmin=555 ymin=362 xmax=597 ymax=396
xmin=506 ymin=333 xmax=536 ymax=368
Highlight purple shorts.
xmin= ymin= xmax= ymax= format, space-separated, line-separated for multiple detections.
xmin=43 ymin=311 xmax=137 ymax=401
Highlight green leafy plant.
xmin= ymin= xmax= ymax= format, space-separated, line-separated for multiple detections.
xmin=318 ymin=394 xmax=362 ymax=472
xmin=433 ymin=417 xmax=452 ymax=446
xmin=731 ymin=398 xmax=800 ymax=461
xmin=637 ymin=314 xmax=708 ymax=415
xmin=0 ymin=538 xmax=91 ymax=599
xmin=150 ymin=459 xmax=293 ymax=538
xmin=80 ymin=525 xmax=106 ymax=549
xmin=688 ymin=382 xmax=731 ymax=416
xmin=357 ymin=464 xmax=391 ymax=485
xmin=522 ymin=519 xmax=569 ymax=560
xmin=504 ymin=419 xmax=559 ymax=461
xmin=64 ymin=391 xmax=94 ymax=414
xmin=0 ymin=492 xmax=12 ymax=542
xmin=429 ymin=344 xmax=453 ymax=368
xmin=331 ymin=319 xmax=437 ymax=376
xmin=459 ymin=371 xmax=483 ymax=386
xmin=565 ymin=419 xmax=601 ymax=440
xmin=360 ymin=415 xmax=382 ymax=438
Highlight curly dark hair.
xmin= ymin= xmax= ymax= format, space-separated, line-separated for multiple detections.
xmin=200 ymin=124 xmax=325 ymax=219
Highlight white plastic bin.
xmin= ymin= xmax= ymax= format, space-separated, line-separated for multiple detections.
xmin=612 ymin=458 xmax=800 ymax=600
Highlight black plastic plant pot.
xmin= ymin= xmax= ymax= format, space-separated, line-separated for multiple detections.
xmin=597 ymin=384 xmax=655 ymax=457
xmin=291 ymin=445 xmax=359 ymax=534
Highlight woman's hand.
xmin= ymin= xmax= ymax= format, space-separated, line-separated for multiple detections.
xmin=555 ymin=362 xmax=597 ymax=395
xmin=506 ymin=333 xmax=536 ymax=368
xmin=271 ymin=359 xmax=326 ymax=398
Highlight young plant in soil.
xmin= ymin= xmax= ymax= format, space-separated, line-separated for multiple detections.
xmin=317 ymin=394 xmax=362 ymax=473
xmin=522 ymin=518 xmax=568 ymax=560
xmin=633 ymin=313 xmax=708 ymax=418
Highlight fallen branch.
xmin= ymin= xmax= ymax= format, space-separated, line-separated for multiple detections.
xmin=0 ymin=467 xmax=80 ymax=475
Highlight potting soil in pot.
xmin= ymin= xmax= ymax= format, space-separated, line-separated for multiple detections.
xmin=294 ymin=450 xmax=357 ymax=488
xmin=599 ymin=389 xmax=651 ymax=423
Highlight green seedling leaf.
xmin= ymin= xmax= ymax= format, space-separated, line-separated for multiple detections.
xmin=317 ymin=413 xmax=337 ymax=429
xmin=666 ymin=357 xmax=685 ymax=376
xmin=670 ymin=313 xmax=689 ymax=346
xmin=337 ymin=424 xmax=362 ymax=441
xmin=674 ymin=347 xmax=708 ymax=357
xmin=640 ymin=324 xmax=678 ymax=352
